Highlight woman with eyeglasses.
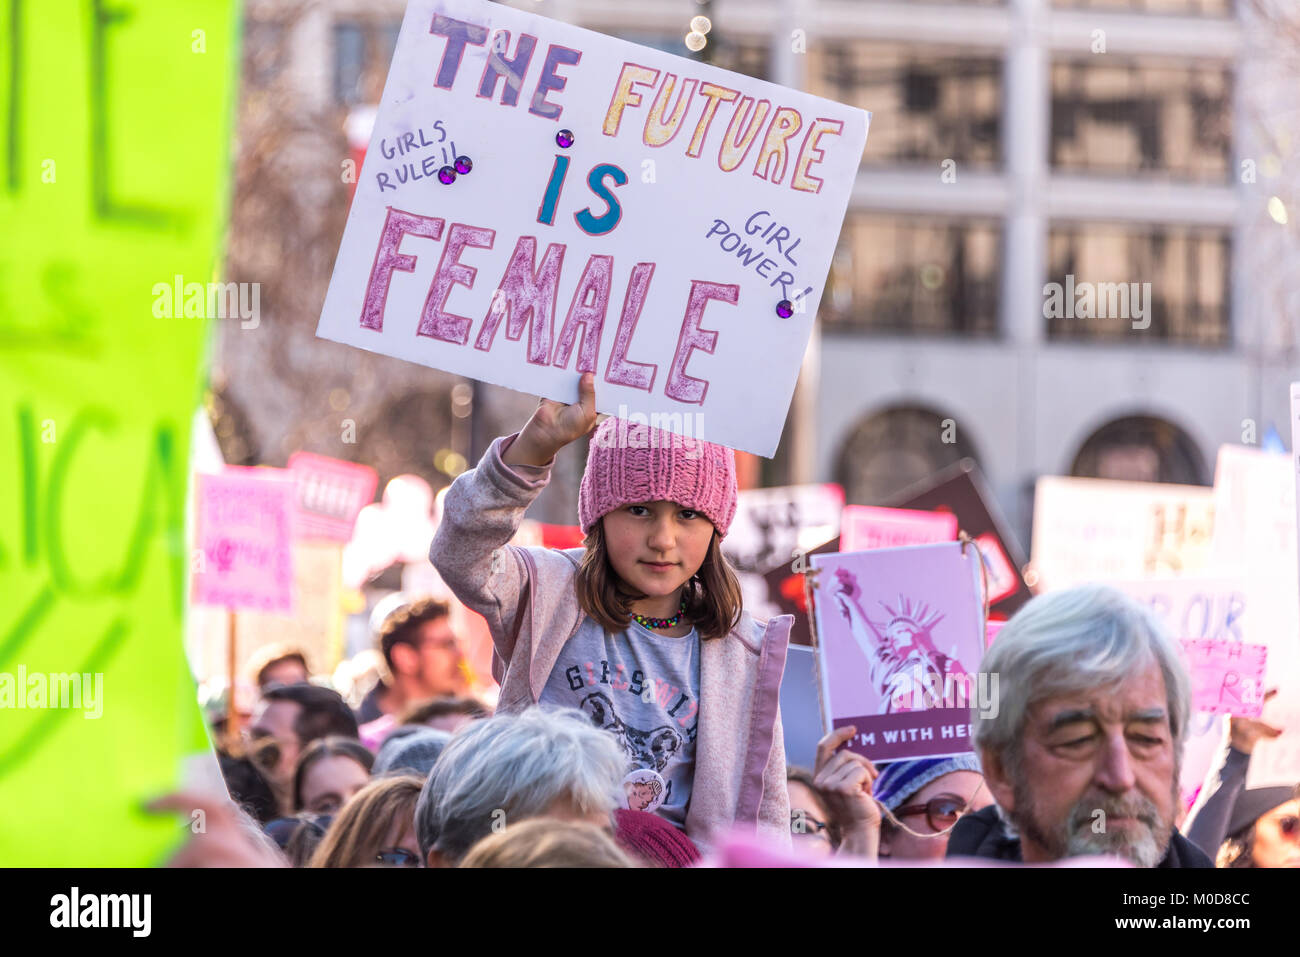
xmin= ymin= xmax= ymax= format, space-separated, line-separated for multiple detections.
xmin=798 ymin=727 xmax=989 ymax=860
xmin=308 ymin=775 xmax=426 ymax=868
xmin=873 ymin=755 xmax=991 ymax=860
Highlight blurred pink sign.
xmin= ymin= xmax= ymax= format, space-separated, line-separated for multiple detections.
xmin=1180 ymin=638 xmax=1267 ymax=718
xmin=192 ymin=471 xmax=295 ymax=613
xmin=840 ymin=505 xmax=957 ymax=553
xmin=287 ymin=452 xmax=379 ymax=541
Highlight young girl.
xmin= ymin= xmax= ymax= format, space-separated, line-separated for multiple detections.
xmin=431 ymin=373 xmax=792 ymax=849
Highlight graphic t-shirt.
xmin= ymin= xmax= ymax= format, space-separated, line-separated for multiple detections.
xmin=540 ymin=617 xmax=700 ymax=829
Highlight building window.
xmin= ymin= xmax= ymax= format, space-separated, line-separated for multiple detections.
xmin=836 ymin=406 xmax=982 ymax=506
xmin=1045 ymin=222 xmax=1230 ymax=345
xmin=334 ymin=21 xmax=402 ymax=106
xmin=1052 ymin=0 xmax=1232 ymax=15
xmin=808 ymin=43 xmax=1001 ymax=169
xmin=825 ymin=213 xmax=1001 ymax=336
xmin=1071 ymin=415 xmax=1207 ymax=485
xmin=1051 ymin=57 xmax=1233 ymax=181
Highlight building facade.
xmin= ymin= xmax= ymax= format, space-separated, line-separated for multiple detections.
xmin=234 ymin=0 xmax=1300 ymax=541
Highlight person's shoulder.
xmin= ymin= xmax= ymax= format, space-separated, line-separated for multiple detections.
xmin=946 ymin=805 xmax=1020 ymax=861
xmin=723 ymin=611 xmax=793 ymax=656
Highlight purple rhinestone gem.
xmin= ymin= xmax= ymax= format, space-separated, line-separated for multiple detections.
xmin=437 ymin=166 xmax=456 ymax=185
xmin=454 ymin=155 xmax=473 ymax=174
xmin=776 ymin=299 xmax=794 ymax=318
xmin=556 ymin=129 xmax=575 ymax=149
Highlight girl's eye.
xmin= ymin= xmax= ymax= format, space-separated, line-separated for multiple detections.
xmin=628 ymin=505 xmax=649 ymax=516
xmin=679 ymin=509 xmax=699 ymax=520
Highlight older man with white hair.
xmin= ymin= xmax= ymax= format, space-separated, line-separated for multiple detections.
xmin=946 ymin=584 xmax=1212 ymax=868
xmin=415 ymin=706 xmax=626 ymax=866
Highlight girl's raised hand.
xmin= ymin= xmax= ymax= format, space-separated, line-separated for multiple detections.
xmin=505 ymin=372 xmax=599 ymax=467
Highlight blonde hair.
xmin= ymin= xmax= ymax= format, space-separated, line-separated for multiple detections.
xmin=458 ymin=818 xmax=636 ymax=869
xmin=308 ymin=775 xmax=424 ymax=868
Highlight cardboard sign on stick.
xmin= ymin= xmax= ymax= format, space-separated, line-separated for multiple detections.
xmin=810 ymin=542 xmax=987 ymax=762
xmin=192 ymin=471 xmax=296 ymax=614
xmin=316 ymin=0 xmax=869 ymax=457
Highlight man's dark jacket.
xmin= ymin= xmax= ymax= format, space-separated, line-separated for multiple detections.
xmin=945 ymin=805 xmax=1213 ymax=868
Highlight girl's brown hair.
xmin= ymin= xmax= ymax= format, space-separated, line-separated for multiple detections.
xmin=575 ymin=520 xmax=743 ymax=641
xmin=307 ymin=774 xmax=424 ymax=868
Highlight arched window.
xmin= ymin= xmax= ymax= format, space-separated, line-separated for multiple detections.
xmin=1069 ymin=414 xmax=1206 ymax=485
xmin=835 ymin=405 xmax=981 ymax=505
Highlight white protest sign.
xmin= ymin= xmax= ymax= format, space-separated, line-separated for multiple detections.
xmin=1241 ymin=573 xmax=1300 ymax=789
xmin=1209 ymin=444 xmax=1295 ymax=581
xmin=316 ymin=0 xmax=868 ymax=457
xmin=1202 ymin=441 xmax=1300 ymax=787
xmin=1293 ymin=383 xmax=1300 ymax=582
xmin=1031 ymin=476 xmax=1214 ymax=592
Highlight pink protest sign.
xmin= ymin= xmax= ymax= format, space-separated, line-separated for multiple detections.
xmin=287 ymin=452 xmax=379 ymax=542
xmin=192 ymin=471 xmax=295 ymax=613
xmin=810 ymin=542 xmax=987 ymax=762
xmin=1180 ymin=638 xmax=1267 ymax=718
xmin=840 ymin=505 xmax=957 ymax=553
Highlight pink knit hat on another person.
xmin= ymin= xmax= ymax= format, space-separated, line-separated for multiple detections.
xmin=613 ymin=809 xmax=702 ymax=868
xmin=578 ymin=417 xmax=738 ymax=538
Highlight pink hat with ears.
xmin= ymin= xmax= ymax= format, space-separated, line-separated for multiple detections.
xmin=578 ymin=417 xmax=738 ymax=538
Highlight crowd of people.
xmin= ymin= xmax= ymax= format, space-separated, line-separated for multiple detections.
xmin=172 ymin=374 xmax=1297 ymax=868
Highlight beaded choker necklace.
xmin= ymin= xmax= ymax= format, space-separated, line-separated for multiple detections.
xmin=632 ymin=597 xmax=688 ymax=630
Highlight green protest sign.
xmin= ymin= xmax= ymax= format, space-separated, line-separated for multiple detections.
xmin=0 ymin=0 xmax=239 ymax=865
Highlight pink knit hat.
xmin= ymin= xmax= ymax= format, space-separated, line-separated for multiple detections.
xmin=613 ymin=809 xmax=702 ymax=868
xmin=579 ymin=417 xmax=738 ymax=538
